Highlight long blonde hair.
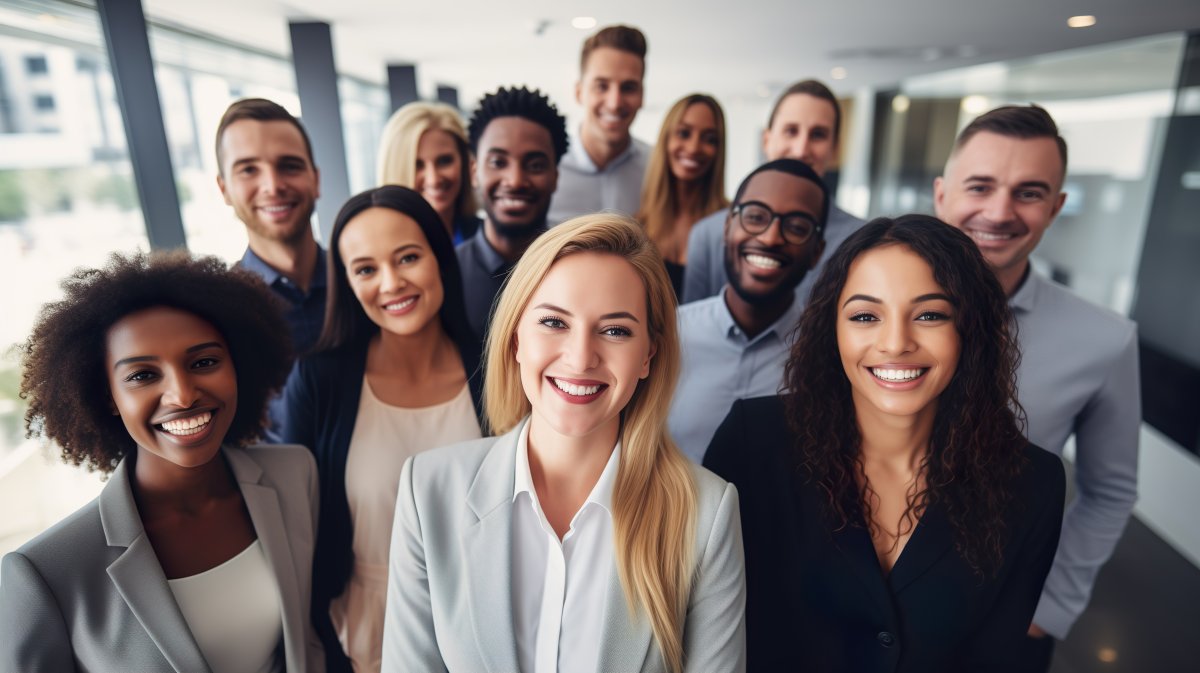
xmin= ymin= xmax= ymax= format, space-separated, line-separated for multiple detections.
xmin=376 ymin=101 xmax=478 ymax=218
xmin=484 ymin=214 xmax=697 ymax=673
xmin=637 ymin=94 xmax=729 ymax=255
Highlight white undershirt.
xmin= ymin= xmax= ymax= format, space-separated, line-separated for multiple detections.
xmin=511 ymin=422 xmax=619 ymax=673
xmin=167 ymin=540 xmax=283 ymax=673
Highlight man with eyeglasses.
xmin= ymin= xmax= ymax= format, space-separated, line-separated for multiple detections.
xmin=669 ymin=159 xmax=828 ymax=463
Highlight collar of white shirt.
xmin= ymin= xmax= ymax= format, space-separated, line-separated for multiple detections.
xmin=512 ymin=421 xmax=621 ymax=533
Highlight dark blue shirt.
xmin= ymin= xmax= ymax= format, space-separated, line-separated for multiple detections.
xmin=455 ymin=227 xmax=544 ymax=343
xmin=239 ymin=246 xmax=328 ymax=356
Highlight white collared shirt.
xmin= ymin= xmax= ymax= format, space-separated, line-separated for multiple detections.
xmin=511 ymin=422 xmax=619 ymax=673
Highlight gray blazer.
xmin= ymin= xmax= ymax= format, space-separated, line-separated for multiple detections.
xmin=0 ymin=445 xmax=325 ymax=673
xmin=382 ymin=420 xmax=747 ymax=673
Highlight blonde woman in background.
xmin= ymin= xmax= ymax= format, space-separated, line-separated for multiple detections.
xmin=377 ymin=101 xmax=481 ymax=244
xmin=382 ymin=214 xmax=746 ymax=673
xmin=637 ymin=94 xmax=729 ymax=297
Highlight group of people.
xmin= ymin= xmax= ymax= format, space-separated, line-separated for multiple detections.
xmin=0 ymin=22 xmax=1140 ymax=673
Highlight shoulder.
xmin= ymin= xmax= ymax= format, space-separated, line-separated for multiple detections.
xmin=678 ymin=295 xmax=723 ymax=325
xmin=297 ymin=344 xmax=365 ymax=379
xmin=238 ymin=443 xmax=317 ymax=480
xmin=7 ymin=496 xmax=105 ymax=584
xmin=408 ymin=435 xmax=501 ymax=487
xmin=1024 ymin=275 xmax=1136 ymax=352
xmin=1019 ymin=442 xmax=1067 ymax=496
xmin=694 ymin=209 xmax=727 ymax=235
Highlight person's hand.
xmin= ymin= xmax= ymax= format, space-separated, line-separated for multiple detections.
xmin=1027 ymin=623 xmax=1047 ymax=638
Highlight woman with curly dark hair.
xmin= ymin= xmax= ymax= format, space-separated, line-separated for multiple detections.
xmin=0 ymin=251 xmax=324 ymax=672
xmin=704 ymin=214 xmax=1065 ymax=672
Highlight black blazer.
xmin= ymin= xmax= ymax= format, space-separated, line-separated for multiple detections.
xmin=278 ymin=336 xmax=484 ymax=673
xmin=703 ymin=396 xmax=1065 ymax=673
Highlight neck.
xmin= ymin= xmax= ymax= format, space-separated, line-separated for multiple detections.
xmin=581 ymin=126 xmax=631 ymax=171
xmin=132 ymin=448 xmax=237 ymax=514
xmin=484 ymin=220 xmax=541 ymax=262
xmin=998 ymin=259 xmax=1031 ymax=297
xmin=722 ymin=285 xmax=794 ymax=340
xmin=854 ymin=396 xmax=935 ymax=474
xmin=526 ymin=413 xmax=617 ymax=502
xmin=248 ymin=231 xmax=319 ymax=292
xmin=372 ymin=319 xmax=454 ymax=381
xmin=672 ymin=178 xmax=704 ymax=216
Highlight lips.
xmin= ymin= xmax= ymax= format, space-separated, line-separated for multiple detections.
xmin=547 ymin=376 xmax=608 ymax=404
xmin=257 ymin=203 xmax=296 ymax=221
xmin=870 ymin=367 xmax=927 ymax=382
xmin=153 ymin=409 xmax=217 ymax=442
xmin=382 ymin=296 xmax=418 ymax=314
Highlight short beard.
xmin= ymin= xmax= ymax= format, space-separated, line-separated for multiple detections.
xmin=723 ymin=247 xmax=807 ymax=307
xmin=484 ymin=208 xmax=548 ymax=243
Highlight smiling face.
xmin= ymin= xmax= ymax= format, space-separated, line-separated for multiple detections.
xmin=837 ymin=245 xmax=960 ymax=426
xmin=217 ymin=119 xmax=320 ymax=246
xmin=106 ymin=307 xmax=237 ymax=470
xmin=724 ymin=170 xmax=826 ymax=305
xmin=934 ymin=131 xmax=1066 ymax=291
xmin=414 ymin=128 xmax=463 ymax=223
xmin=515 ymin=252 xmax=654 ymax=442
xmin=576 ymin=46 xmax=644 ymax=149
xmin=666 ymin=102 xmax=719 ymax=184
xmin=339 ymin=207 xmax=444 ymax=338
xmin=762 ymin=93 xmax=838 ymax=176
xmin=475 ymin=116 xmax=558 ymax=238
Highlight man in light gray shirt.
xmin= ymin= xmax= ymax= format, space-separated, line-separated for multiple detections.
xmin=670 ymin=159 xmax=828 ymax=462
xmin=683 ymin=79 xmax=864 ymax=304
xmin=547 ymin=24 xmax=649 ymax=226
xmin=934 ymin=104 xmax=1140 ymax=672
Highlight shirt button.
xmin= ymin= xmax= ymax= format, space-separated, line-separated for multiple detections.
xmin=877 ymin=631 xmax=896 ymax=647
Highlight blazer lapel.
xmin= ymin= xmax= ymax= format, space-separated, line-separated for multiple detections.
xmin=100 ymin=460 xmax=211 ymax=673
xmin=462 ymin=423 xmax=523 ymax=673
xmin=226 ymin=448 xmax=306 ymax=673
xmin=595 ymin=562 xmax=653 ymax=673
xmin=888 ymin=501 xmax=955 ymax=593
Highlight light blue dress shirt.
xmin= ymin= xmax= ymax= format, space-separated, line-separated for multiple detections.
xmin=547 ymin=133 xmax=649 ymax=226
xmin=1012 ymin=268 xmax=1141 ymax=639
xmin=669 ymin=291 xmax=807 ymax=463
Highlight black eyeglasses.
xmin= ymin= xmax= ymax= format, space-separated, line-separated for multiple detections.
xmin=731 ymin=201 xmax=821 ymax=245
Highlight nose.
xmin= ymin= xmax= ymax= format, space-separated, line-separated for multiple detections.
xmin=876 ymin=316 xmax=917 ymax=357
xmin=421 ymin=163 xmax=439 ymax=189
xmin=162 ymin=369 xmax=199 ymax=409
xmin=789 ymin=135 xmax=811 ymax=162
xmin=755 ymin=215 xmax=787 ymax=247
xmin=260 ymin=166 xmax=282 ymax=195
xmin=500 ymin=162 xmax=529 ymax=189
xmin=562 ymin=329 xmax=600 ymax=373
xmin=684 ymin=132 xmax=702 ymax=156
xmin=604 ymin=86 xmax=622 ymax=111
xmin=983 ymin=191 xmax=1016 ymax=224
xmin=380 ymin=264 xmax=407 ymax=294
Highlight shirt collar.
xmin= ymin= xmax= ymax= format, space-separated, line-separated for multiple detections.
xmin=567 ymin=127 xmax=640 ymax=174
xmin=717 ymin=288 xmax=807 ymax=346
xmin=239 ymin=245 xmax=328 ymax=290
xmin=512 ymin=420 xmax=621 ymax=517
xmin=468 ymin=227 xmax=508 ymax=275
xmin=1008 ymin=263 xmax=1040 ymax=314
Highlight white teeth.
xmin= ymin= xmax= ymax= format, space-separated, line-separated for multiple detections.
xmin=261 ymin=205 xmax=291 ymax=213
xmin=969 ymin=230 xmax=1016 ymax=241
xmin=553 ymin=378 xmax=602 ymax=397
xmin=384 ymin=297 xmax=416 ymax=311
xmin=160 ymin=411 xmax=213 ymax=435
xmin=745 ymin=254 xmax=782 ymax=269
xmin=496 ymin=197 xmax=530 ymax=208
xmin=870 ymin=368 xmax=926 ymax=382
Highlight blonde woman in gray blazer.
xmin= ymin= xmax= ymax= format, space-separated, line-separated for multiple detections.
xmin=1 ymin=253 xmax=324 ymax=673
xmin=382 ymin=216 xmax=746 ymax=673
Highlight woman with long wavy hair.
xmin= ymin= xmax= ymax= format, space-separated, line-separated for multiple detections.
xmin=382 ymin=214 xmax=746 ymax=673
xmin=636 ymin=93 xmax=729 ymax=297
xmin=704 ymin=215 xmax=1065 ymax=672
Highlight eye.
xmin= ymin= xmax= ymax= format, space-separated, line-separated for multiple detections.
xmin=526 ymin=158 xmax=550 ymax=173
xmin=399 ymin=253 xmax=419 ymax=265
xmin=1016 ymin=189 xmax=1045 ymax=202
xmin=916 ymin=311 xmax=951 ymax=322
xmin=538 ymin=316 xmax=567 ymax=329
xmin=811 ymin=129 xmax=831 ymax=141
xmin=237 ymin=166 xmax=257 ymax=176
xmin=848 ymin=311 xmax=878 ymax=322
xmin=192 ymin=356 xmax=221 ymax=369
xmin=415 ymin=159 xmax=426 ymax=171
xmin=486 ymin=156 xmax=506 ymax=170
xmin=675 ymin=128 xmax=691 ymax=140
xmin=124 ymin=369 xmax=157 ymax=383
xmin=353 ymin=265 xmax=375 ymax=277
xmin=601 ymin=325 xmax=632 ymax=338
xmin=966 ymin=184 xmax=990 ymax=195
xmin=701 ymin=131 xmax=719 ymax=147
xmin=619 ymin=82 xmax=640 ymax=95
xmin=435 ymin=154 xmax=457 ymax=169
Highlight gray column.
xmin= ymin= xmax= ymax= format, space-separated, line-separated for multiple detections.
xmin=387 ymin=64 xmax=418 ymax=113
xmin=96 ymin=0 xmax=186 ymax=250
xmin=288 ymin=21 xmax=351 ymax=245
xmin=436 ymin=85 xmax=459 ymax=111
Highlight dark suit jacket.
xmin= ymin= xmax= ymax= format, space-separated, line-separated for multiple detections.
xmin=703 ymin=396 xmax=1065 ymax=673
xmin=0 ymin=445 xmax=323 ymax=673
xmin=278 ymin=336 xmax=484 ymax=672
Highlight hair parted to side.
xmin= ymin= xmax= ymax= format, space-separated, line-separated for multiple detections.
xmin=376 ymin=101 xmax=478 ymax=218
xmin=483 ymin=214 xmax=696 ymax=673
xmin=580 ymin=24 xmax=647 ymax=72
xmin=467 ymin=86 xmax=569 ymax=162
xmin=215 ymin=97 xmax=315 ymax=173
xmin=20 ymin=251 xmax=293 ymax=473
xmin=767 ymin=79 xmax=843 ymax=142
xmin=953 ymin=104 xmax=1067 ymax=174
xmin=637 ymin=94 xmax=729 ymax=254
xmin=784 ymin=214 xmax=1027 ymax=576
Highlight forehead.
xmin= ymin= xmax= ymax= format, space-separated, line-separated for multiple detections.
xmin=527 ymin=252 xmax=647 ymax=317
xmin=106 ymin=306 xmax=224 ymax=359
xmin=477 ymin=116 xmax=555 ymax=157
xmin=340 ymin=208 xmax=427 ymax=252
xmin=740 ymin=171 xmax=825 ymax=213
xmin=678 ymin=102 xmax=717 ymax=127
xmin=948 ymin=131 xmax=1064 ymax=188
xmin=771 ymin=93 xmax=836 ymax=129
xmin=581 ymin=46 xmax=644 ymax=81
xmin=418 ymin=128 xmax=460 ymax=154
xmin=842 ymin=245 xmax=942 ymax=297
xmin=220 ymin=119 xmax=309 ymax=163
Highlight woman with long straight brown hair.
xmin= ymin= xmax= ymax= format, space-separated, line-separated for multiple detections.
xmin=382 ymin=214 xmax=746 ymax=673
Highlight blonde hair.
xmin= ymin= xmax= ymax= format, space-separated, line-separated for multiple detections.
xmin=376 ymin=101 xmax=478 ymax=218
xmin=484 ymin=214 xmax=697 ymax=673
xmin=637 ymin=94 xmax=729 ymax=256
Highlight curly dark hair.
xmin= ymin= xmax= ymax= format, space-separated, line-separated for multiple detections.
xmin=467 ymin=86 xmax=569 ymax=161
xmin=19 ymin=251 xmax=293 ymax=472
xmin=784 ymin=214 xmax=1027 ymax=575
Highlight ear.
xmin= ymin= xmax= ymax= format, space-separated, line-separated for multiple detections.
xmin=512 ymin=333 xmax=521 ymax=363
xmin=313 ymin=166 xmax=321 ymax=201
xmin=808 ymin=238 xmax=827 ymax=269
xmin=932 ymin=176 xmax=946 ymax=218
xmin=640 ymin=341 xmax=657 ymax=379
xmin=575 ymin=80 xmax=584 ymax=106
xmin=760 ymin=128 xmax=771 ymax=155
xmin=217 ymin=173 xmax=232 ymax=206
xmin=1049 ymin=191 xmax=1067 ymax=223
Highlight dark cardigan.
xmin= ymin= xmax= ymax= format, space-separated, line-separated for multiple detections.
xmin=278 ymin=336 xmax=484 ymax=673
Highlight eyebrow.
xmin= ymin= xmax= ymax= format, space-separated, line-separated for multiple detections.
xmin=112 ymin=342 xmax=225 ymax=370
xmin=841 ymin=293 xmax=954 ymax=308
xmin=349 ymin=243 xmax=422 ymax=264
xmin=533 ymin=303 xmax=641 ymax=323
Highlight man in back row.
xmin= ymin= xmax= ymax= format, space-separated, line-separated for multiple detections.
xmin=935 ymin=104 xmax=1141 ymax=671
xmin=547 ymin=24 xmax=649 ymax=226
xmin=683 ymin=80 xmax=865 ymax=307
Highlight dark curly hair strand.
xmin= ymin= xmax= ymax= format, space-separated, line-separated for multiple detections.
xmin=467 ymin=85 xmax=569 ymax=162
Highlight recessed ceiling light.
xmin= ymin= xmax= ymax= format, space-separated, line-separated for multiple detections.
xmin=572 ymin=16 xmax=597 ymax=30
xmin=892 ymin=95 xmax=911 ymax=113
xmin=961 ymin=95 xmax=989 ymax=115
xmin=831 ymin=67 xmax=847 ymax=80
xmin=1068 ymin=15 xmax=1097 ymax=28
xmin=1097 ymin=647 xmax=1118 ymax=663
xmin=756 ymin=84 xmax=771 ymax=98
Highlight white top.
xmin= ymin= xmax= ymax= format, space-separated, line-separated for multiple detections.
xmin=334 ymin=379 xmax=482 ymax=671
xmin=511 ymin=422 xmax=620 ymax=673
xmin=167 ymin=540 xmax=283 ymax=673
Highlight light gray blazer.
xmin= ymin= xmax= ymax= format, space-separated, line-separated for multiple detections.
xmin=382 ymin=419 xmax=746 ymax=673
xmin=0 ymin=445 xmax=325 ymax=673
